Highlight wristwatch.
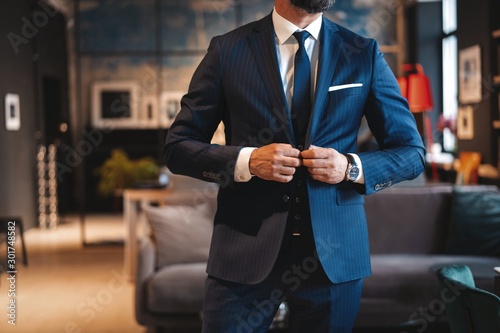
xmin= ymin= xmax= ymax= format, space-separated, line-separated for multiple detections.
xmin=344 ymin=154 xmax=359 ymax=182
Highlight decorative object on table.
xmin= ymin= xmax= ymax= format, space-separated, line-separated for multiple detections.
xmin=457 ymin=105 xmax=474 ymax=140
xmin=397 ymin=63 xmax=436 ymax=180
xmin=37 ymin=145 xmax=59 ymax=229
xmin=455 ymin=151 xmax=482 ymax=185
xmin=459 ymin=45 xmax=482 ymax=104
xmin=94 ymin=149 xmax=160 ymax=197
xmin=4 ymin=93 xmax=20 ymax=131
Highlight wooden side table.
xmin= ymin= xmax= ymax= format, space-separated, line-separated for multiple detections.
xmin=123 ymin=188 xmax=172 ymax=281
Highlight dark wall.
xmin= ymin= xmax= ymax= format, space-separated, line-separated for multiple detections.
xmin=456 ymin=0 xmax=496 ymax=164
xmin=0 ymin=0 xmax=69 ymax=229
xmin=0 ymin=1 xmax=39 ymax=229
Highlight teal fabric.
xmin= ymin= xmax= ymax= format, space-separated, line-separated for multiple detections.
xmin=437 ymin=264 xmax=476 ymax=288
xmin=436 ymin=264 xmax=500 ymax=333
xmin=445 ymin=189 xmax=500 ymax=256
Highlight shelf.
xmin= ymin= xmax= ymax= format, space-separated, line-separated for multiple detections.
xmin=494 ymin=121 xmax=500 ymax=129
xmin=493 ymin=29 xmax=500 ymax=39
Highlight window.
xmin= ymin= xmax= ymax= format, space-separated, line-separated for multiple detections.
xmin=442 ymin=0 xmax=457 ymax=152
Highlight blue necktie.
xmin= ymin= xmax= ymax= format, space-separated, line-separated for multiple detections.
xmin=291 ymin=31 xmax=311 ymax=145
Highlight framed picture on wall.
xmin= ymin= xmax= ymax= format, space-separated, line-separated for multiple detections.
xmin=4 ymin=93 xmax=21 ymax=131
xmin=91 ymin=81 xmax=141 ymax=129
xmin=159 ymin=91 xmax=184 ymax=128
xmin=459 ymin=45 xmax=482 ymax=104
xmin=141 ymin=95 xmax=159 ymax=128
xmin=457 ymin=105 xmax=474 ymax=140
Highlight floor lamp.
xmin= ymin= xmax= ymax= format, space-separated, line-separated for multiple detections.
xmin=397 ymin=64 xmax=438 ymax=181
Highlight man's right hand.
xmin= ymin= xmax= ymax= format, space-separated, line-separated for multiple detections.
xmin=249 ymin=144 xmax=302 ymax=183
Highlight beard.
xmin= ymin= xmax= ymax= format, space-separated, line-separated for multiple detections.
xmin=290 ymin=0 xmax=335 ymax=14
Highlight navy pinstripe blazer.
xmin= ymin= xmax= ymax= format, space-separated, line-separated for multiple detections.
xmin=164 ymin=13 xmax=425 ymax=285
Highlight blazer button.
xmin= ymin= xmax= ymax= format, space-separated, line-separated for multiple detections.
xmin=297 ymin=145 xmax=304 ymax=151
xmin=283 ymin=195 xmax=290 ymax=203
xmin=295 ymin=197 xmax=301 ymax=203
xmin=294 ymin=213 xmax=301 ymax=220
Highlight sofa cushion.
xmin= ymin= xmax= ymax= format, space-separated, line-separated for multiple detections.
xmin=445 ymin=188 xmax=500 ymax=256
xmin=143 ymin=200 xmax=214 ymax=267
xmin=365 ymin=186 xmax=453 ymax=254
xmin=147 ymin=263 xmax=207 ymax=313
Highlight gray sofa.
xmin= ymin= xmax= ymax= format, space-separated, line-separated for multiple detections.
xmin=357 ymin=184 xmax=500 ymax=329
xmin=135 ymin=184 xmax=500 ymax=331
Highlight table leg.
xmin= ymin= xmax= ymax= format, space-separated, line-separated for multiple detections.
xmin=124 ymin=195 xmax=138 ymax=281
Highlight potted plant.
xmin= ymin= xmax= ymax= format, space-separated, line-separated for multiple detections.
xmin=94 ymin=149 xmax=159 ymax=197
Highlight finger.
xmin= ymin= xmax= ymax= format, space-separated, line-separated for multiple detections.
xmin=302 ymin=158 xmax=328 ymax=168
xmin=281 ymin=148 xmax=301 ymax=158
xmin=274 ymin=174 xmax=294 ymax=183
xmin=280 ymin=156 xmax=302 ymax=167
xmin=279 ymin=166 xmax=297 ymax=176
xmin=301 ymin=148 xmax=328 ymax=159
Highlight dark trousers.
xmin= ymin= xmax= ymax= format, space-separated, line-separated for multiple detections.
xmin=202 ymin=217 xmax=363 ymax=333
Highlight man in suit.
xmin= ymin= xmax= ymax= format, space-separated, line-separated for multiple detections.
xmin=164 ymin=0 xmax=425 ymax=331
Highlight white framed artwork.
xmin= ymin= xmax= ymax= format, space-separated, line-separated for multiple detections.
xmin=458 ymin=45 xmax=482 ymax=104
xmin=140 ymin=94 xmax=159 ymax=128
xmin=457 ymin=105 xmax=474 ymax=140
xmin=5 ymin=93 xmax=21 ymax=131
xmin=91 ymin=81 xmax=141 ymax=129
xmin=159 ymin=91 xmax=184 ymax=128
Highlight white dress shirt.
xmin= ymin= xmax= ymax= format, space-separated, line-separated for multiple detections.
xmin=233 ymin=9 xmax=364 ymax=184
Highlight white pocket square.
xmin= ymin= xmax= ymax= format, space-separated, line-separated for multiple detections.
xmin=328 ymin=83 xmax=363 ymax=92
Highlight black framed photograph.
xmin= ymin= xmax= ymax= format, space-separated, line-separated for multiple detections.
xmin=4 ymin=93 xmax=20 ymax=131
xmin=459 ymin=45 xmax=482 ymax=104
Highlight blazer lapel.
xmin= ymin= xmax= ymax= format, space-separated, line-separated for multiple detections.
xmin=306 ymin=18 xmax=341 ymax=147
xmin=248 ymin=14 xmax=296 ymax=145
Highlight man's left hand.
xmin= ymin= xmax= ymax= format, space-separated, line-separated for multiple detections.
xmin=301 ymin=145 xmax=348 ymax=184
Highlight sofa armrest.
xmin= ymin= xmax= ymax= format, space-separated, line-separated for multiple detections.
xmin=135 ymin=236 xmax=156 ymax=325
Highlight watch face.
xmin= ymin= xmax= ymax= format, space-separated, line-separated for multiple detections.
xmin=348 ymin=166 xmax=360 ymax=181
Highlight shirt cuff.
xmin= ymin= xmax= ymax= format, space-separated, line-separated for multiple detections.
xmin=350 ymin=153 xmax=365 ymax=184
xmin=234 ymin=147 xmax=257 ymax=182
